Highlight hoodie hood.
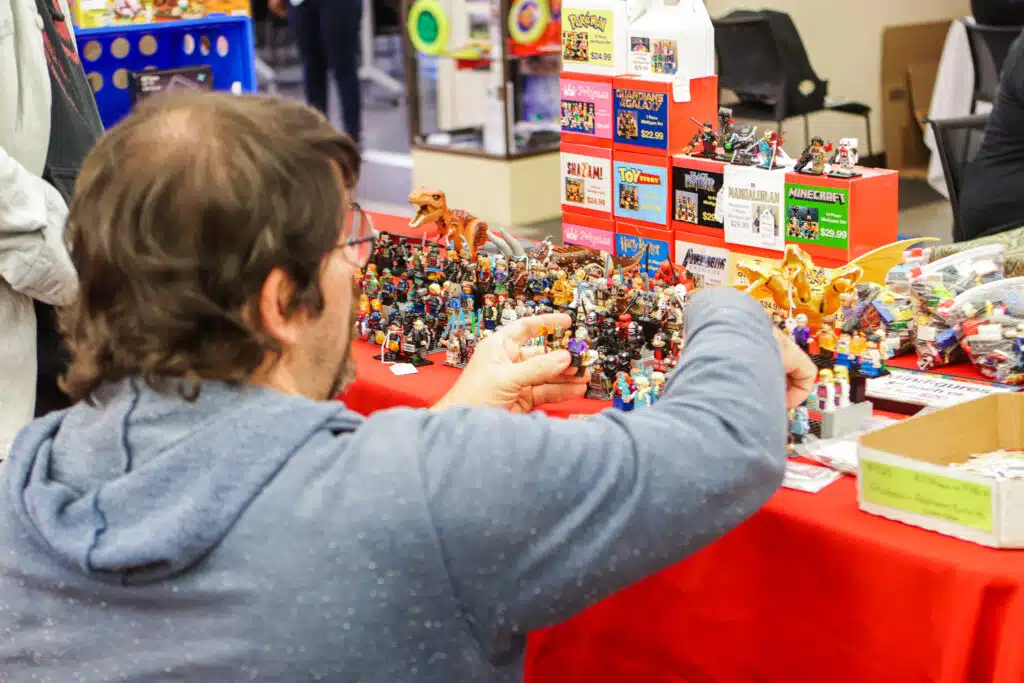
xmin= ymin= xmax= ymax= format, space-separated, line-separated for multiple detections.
xmin=6 ymin=379 xmax=361 ymax=584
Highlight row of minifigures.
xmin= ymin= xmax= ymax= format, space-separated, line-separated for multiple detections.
xmin=611 ymin=370 xmax=667 ymax=411
xmin=680 ymin=107 xmax=861 ymax=177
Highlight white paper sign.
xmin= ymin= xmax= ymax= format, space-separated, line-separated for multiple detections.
xmin=782 ymin=462 xmax=843 ymax=493
xmin=675 ymin=240 xmax=729 ymax=286
xmin=721 ymin=165 xmax=786 ymax=252
xmin=561 ymin=152 xmax=612 ymax=214
xmin=866 ymin=368 xmax=1018 ymax=407
xmin=389 ymin=363 xmax=419 ymax=376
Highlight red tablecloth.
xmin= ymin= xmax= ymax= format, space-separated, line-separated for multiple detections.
xmin=341 ymin=341 xmax=1024 ymax=683
xmin=353 ymin=212 xmax=1024 ymax=682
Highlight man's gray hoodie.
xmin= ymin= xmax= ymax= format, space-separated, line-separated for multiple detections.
xmin=0 ymin=288 xmax=786 ymax=682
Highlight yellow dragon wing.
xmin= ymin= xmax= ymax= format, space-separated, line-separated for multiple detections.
xmin=832 ymin=238 xmax=940 ymax=285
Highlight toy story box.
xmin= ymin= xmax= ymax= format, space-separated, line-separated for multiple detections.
xmin=611 ymin=74 xmax=717 ymax=157
xmin=560 ymin=143 xmax=613 ymax=219
xmin=562 ymin=212 xmax=616 ymax=254
xmin=781 ymin=166 xmax=898 ymax=264
xmin=612 ymin=150 xmax=671 ymax=229
xmin=671 ymin=154 xmax=727 ymax=239
xmin=73 ymin=0 xmax=250 ymax=27
xmin=615 ymin=220 xmax=673 ymax=278
xmin=560 ymin=73 xmax=614 ymax=148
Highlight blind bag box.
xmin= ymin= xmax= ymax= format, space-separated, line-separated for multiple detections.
xmin=560 ymin=143 xmax=614 ymax=218
xmin=560 ymin=73 xmax=614 ymax=148
xmin=612 ymin=75 xmax=718 ymax=156
xmin=560 ymin=0 xmax=652 ymax=76
xmin=563 ymin=212 xmax=616 ymax=254
xmin=612 ymin=150 xmax=671 ymax=228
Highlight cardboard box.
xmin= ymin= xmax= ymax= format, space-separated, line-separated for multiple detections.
xmin=612 ymin=75 xmax=718 ymax=156
xmin=563 ymin=212 xmax=616 ymax=254
xmin=616 ymin=221 xmax=673 ymax=277
xmin=560 ymin=143 xmax=613 ymax=219
xmin=73 ymin=0 xmax=250 ymax=27
xmin=858 ymin=394 xmax=1024 ymax=548
xmin=782 ymin=167 xmax=899 ymax=262
xmin=880 ymin=20 xmax=952 ymax=176
xmin=560 ymin=73 xmax=614 ymax=148
xmin=671 ymin=155 xmax=727 ymax=238
xmin=612 ymin=150 xmax=671 ymax=228
xmin=673 ymin=230 xmax=730 ymax=287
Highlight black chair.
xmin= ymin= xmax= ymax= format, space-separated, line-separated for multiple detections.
xmin=927 ymin=114 xmax=990 ymax=242
xmin=712 ymin=10 xmax=874 ymax=157
xmin=961 ymin=19 xmax=1023 ymax=112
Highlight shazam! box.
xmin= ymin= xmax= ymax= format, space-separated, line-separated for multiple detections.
xmin=612 ymin=74 xmax=717 ymax=156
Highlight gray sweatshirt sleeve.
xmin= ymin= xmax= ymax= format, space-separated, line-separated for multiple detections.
xmin=414 ymin=287 xmax=786 ymax=656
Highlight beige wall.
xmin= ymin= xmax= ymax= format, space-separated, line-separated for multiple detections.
xmin=705 ymin=0 xmax=971 ymax=155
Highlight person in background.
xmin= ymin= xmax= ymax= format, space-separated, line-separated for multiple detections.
xmin=0 ymin=0 xmax=104 ymax=458
xmin=270 ymin=0 xmax=363 ymax=146
xmin=0 ymin=93 xmax=814 ymax=682
xmin=971 ymin=0 xmax=1024 ymax=26
xmin=960 ymin=32 xmax=1024 ymax=240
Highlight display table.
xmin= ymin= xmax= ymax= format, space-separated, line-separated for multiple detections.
xmin=341 ymin=345 xmax=1024 ymax=683
xmin=352 ymin=211 xmax=1024 ymax=682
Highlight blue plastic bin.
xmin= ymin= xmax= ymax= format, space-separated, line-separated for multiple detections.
xmin=75 ymin=15 xmax=258 ymax=129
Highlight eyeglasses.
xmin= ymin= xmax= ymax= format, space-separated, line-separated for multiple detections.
xmin=340 ymin=202 xmax=378 ymax=268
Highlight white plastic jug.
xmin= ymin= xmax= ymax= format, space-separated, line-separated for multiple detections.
xmin=626 ymin=0 xmax=714 ymax=101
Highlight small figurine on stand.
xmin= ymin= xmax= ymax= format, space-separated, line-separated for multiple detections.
xmin=754 ymin=130 xmax=785 ymax=170
xmin=408 ymin=318 xmax=433 ymax=366
xmin=682 ymin=119 xmax=720 ymax=159
xmin=794 ymin=136 xmax=834 ymax=175
xmin=814 ymin=368 xmax=836 ymax=412
xmin=567 ymin=327 xmax=590 ymax=377
xmin=380 ymin=322 xmax=405 ymax=363
xmin=613 ymin=371 xmax=635 ymax=412
xmin=833 ymin=365 xmax=851 ymax=408
xmin=650 ymin=372 xmax=666 ymax=401
xmin=791 ymin=313 xmax=812 ymax=353
xmin=834 ymin=332 xmax=855 ymax=369
xmin=828 ymin=138 xmax=861 ymax=178
xmin=631 ymin=374 xmax=655 ymax=408
xmin=788 ymin=402 xmax=811 ymax=446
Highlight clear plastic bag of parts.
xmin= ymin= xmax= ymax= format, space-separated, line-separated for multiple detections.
xmin=909 ymin=244 xmax=1006 ymax=370
xmin=946 ymin=277 xmax=1024 ymax=384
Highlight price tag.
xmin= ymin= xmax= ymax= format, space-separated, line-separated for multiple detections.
xmin=389 ymin=363 xmax=419 ymax=376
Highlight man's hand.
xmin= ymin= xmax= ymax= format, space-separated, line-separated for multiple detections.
xmin=269 ymin=0 xmax=287 ymax=17
xmin=773 ymin=326 xmax=816 ymax=409
xmin=432 ymin=313 xmax=590 ymax=413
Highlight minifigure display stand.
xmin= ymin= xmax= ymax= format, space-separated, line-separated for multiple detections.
xmin=411 ymin=147 xmax=561 ymax=226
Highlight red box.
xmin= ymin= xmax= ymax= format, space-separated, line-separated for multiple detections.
xmin=616 ymin=220 xmax=674 ymax=277
xmin=561 ymin=143 xmax=613 ymax=219
xmin=612 ymin=150 xmax=671 ymax=229
xmin=612 ymin=74 xmax=718 ymax=156
xmin=671 ymin=155 xmax=729 ymax=239
xmin=560 ymin=73 xmax=614 ymax=148
xmin=781 ymin=167 xmax=899 ymax=263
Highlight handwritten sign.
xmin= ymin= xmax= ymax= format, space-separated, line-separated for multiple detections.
xmin=866 ymin=368 xmax=1018 ymax=408
xmin=861 ymin=460 xmax=993 ymax=532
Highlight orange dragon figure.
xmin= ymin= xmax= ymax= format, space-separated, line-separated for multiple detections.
xmin=407 ymin=189 xmax=489 ymax=259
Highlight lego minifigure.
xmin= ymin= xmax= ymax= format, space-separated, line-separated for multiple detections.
xmin=381 ymin=322 xmax=405 ymax=363
xmin=567 ymin=327 xmax=590 ymax=377
xmin=632 ymin=375 xmax=654 ymax=408
xmin=754 ymin=130 xmax=784 ymax=169
xmin=794 ymin=136 xmax=834 ymax=175
xmin=408 ymin=318 xmax=432 ymax=366
xmin=482 ymin=293 xmax=499 ymax=331
xmin=650 ymin=372 xmax=666 ymax=401
xmin=858 ymin=337 xmax=885 ymax=377
xmin=850 ymin=330 xmax=867 ymax=358
xmin=815 ymin=368 xmax=836 ymax=412
xmin=788 ymin=402 xmax=811 ymax=445
xmin=834 ymin=333 xmax=855 ymax=368
xmin=828 ymin=138 xmax=860 ymax=178
xmin=833 ymin=365 xmax=851 ymax=408
xmin=791 ymin=313 xmax=812 ymax=353
xmin=683 ymin=120 xmax=720 ymax=159
xmin=613 ymin=371 xmax=634 ymax=411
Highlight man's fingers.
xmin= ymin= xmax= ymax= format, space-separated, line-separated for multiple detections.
xmin=532 ymin=382 xmax=588 ymax=407
xmin=507 ymin=349 xmax=572 ymax=385
xmin=499 ymin=313 xmax=574 ymax=345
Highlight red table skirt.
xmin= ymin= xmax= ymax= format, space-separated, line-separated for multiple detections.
xmin=341 ymin=340 xmax=1024 ymax=683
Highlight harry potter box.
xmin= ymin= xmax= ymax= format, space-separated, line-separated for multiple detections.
xmin=612 ymin=74 xmax=717 ymax=157
xmin=612 ymin=150 xmax=671 ymax=230
xmin=560 ymin=74 xmax=614 ymax=148
xmin=616 ymin=220 xmax=673 ymax=278
xmin=560 ymin=143 xmax=614 ymax=219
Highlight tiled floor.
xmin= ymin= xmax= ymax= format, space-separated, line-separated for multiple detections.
xmin=258 ymin=31 xmax=955 ymax=245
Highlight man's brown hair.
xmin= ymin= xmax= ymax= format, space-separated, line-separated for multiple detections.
xmin=59 ymin=92 xmax=361 ymax=402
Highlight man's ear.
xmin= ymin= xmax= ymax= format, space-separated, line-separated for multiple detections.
xmin=258 ymin=267 xmax=305 ymax=346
